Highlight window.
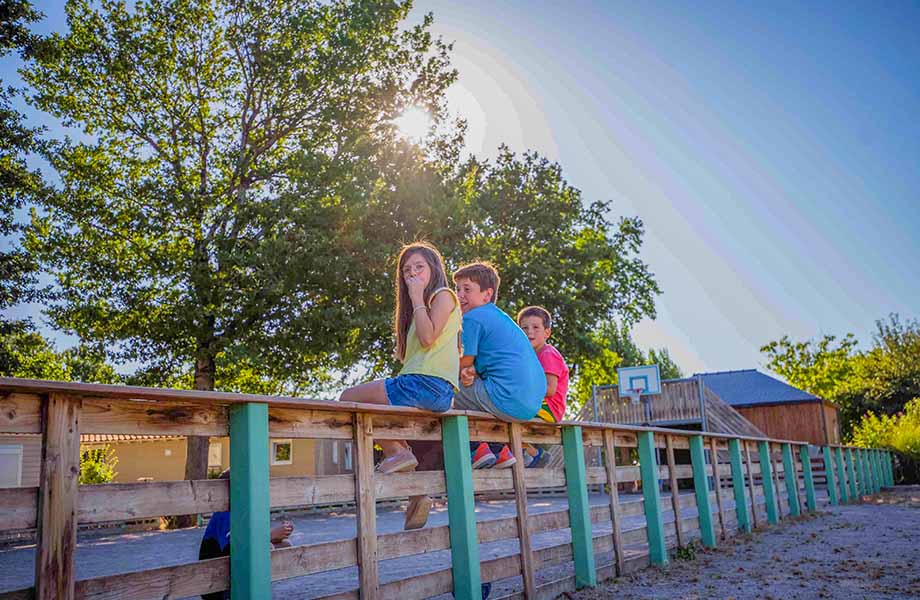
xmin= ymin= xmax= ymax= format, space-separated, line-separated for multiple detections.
xmin=0 ymin=445 xmax=23 ymax=488
xmin=271 ymin=439 xmax=293 ymax=465
xmin=208 ymin=441 xmax=223 ymax=469
xmin=344 ymin=442 xmax=353 ymax=471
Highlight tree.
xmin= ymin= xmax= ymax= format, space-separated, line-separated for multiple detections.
xmin=24 ymin=0 xmax=459 ymax=506
xmin=761 ymin=333 xmax=858 ymax=401
xmin=648 ymin=347 xmax=682 ymax=380
xmin=0 ymin=325 xmax=119 ymax=383
xmin=79 ymin=445 xmax=118 ymax=484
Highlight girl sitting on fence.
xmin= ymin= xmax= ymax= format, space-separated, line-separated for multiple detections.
xmin=339 ymin=241 xmax=461 ymax=475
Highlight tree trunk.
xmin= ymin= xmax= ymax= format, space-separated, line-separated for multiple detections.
xmin=172 ymin=353 xmax=216 ymax=528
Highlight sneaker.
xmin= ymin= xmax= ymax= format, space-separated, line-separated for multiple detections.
xmin=481 ymin=582 xmax=492 ymax=599
xmin=493 ymin=445 xmax=517 ymax=469
xmin=376 ymin=449 xmax=418 ymax=474
xmin=471 ymin=442 xmax=497 ymax=469
xmin=525 ymin=447 xmax=545 ymax=468
xmin=404 ymin=495 xmax=431 ymax=530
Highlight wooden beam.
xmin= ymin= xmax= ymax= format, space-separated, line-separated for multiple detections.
xmin=353 ymin=413 xmax=379 ymax=599
xmin=601 ymin=429 xmax=625 ymax=576
xmin=727 ymin=438 xmax=751 ymax=533
xmin=442 ymin=415 xmax=481 ymax=600
xmin=81 ymin=397 xmax=228 ymax=436
xmin=508 ymin=423 xmax=536 ymax=598
xmin=743 ymin=441 xmax=759 ymax=527
xmin=562 ymin=425 xmax=596 ymax=588
xmin=689 ymin=435 xmax=715 ymax=548
xmin=35 ymin=393 xmax=81 ymax=600
xmin=637 ymin=431 xmax=667 ymax=566
xmin=781 ymin=444 xmax=800 ymax=517
xmin=0 ymin=392 xmax=42 ymax=433
xmin=664 ymin=435 xmax=684 ymax=548
xmin=709 ymin=437 xmax=727 ymax=540
xmin=229 ymin=402 xmax=271 ymax=600
xmin=771 ymin=444 xmax=784 ymax=518
xmin=757 ymin=442 xmax=778 ymax=525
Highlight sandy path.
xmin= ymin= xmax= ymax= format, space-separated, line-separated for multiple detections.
xmin=569 ymin=486 xmax=920 ymax=600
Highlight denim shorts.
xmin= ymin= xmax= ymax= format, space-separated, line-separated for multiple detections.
xmin=384 ymin=374 xmax=454 ymax=413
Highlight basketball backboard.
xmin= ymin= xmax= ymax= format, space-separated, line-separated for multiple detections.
xmin=617 ymin=364 xmax=662 ymax=397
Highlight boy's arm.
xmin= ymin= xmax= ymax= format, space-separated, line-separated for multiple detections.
xmin=544 ymin=373 xmax=558 ymax=399
xmin=460 ymin=355 xmax=475 ymax=368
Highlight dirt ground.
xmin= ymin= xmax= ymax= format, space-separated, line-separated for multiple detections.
xmin=569 ymin=486 xmax=920 ymax=600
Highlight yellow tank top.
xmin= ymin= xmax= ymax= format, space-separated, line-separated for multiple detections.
xmin=399 ymin=288 xmax=461 ymax=390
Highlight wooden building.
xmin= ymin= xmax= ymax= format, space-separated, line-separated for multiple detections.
xmin=697 ymin=369 xmax=840 ymax=445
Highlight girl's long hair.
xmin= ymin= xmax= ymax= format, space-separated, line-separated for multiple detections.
xmin=394 ymin=241 xmax=450 ymax=361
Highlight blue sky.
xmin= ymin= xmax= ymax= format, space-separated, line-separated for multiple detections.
xmin=5 ymin=1 xmax=920 ymax=377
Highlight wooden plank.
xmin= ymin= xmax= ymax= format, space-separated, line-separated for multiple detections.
xmin=689 ymin=435 xmax=716 ymax=548
xmin=771 ymin=444 xmax=784 ymax=519
xmin=709 ymin=437 xmax=727 ymax=539
xmin=758 ymin=441 xmax=778 ymax=525
xmin=354 ymin=413 xmax=379 ymax=599
xmin=268 ymin=407 xmax=354 ymax=439
xmin=743 ymin=440 xmax=758 ymax=527
xmin=508 ymin=423 xmax=536 ymax=598
xmin=791 ymin=444 xmax=805 ymax=511
xmin=637 ymin=430 xmax=667 ymax=566
xmin=35 ymin=393 xmax=81 ymax=600
xmin=442 ymin=415 xmax=480 ymax=600
xmin=229 ymin=402 xmax=271 ymax=600
xmin=74 ymin=556 xmax=229 ymax=599
xmin=561 ymin=425 xmax=596 ymax=588
xmin=781 ymin=444 xmax=801 ymax=517
xmin=0 ymin=487 xmax=37 ymax=530
xmin=80 ymin=397 xmax=229 ymax=436
xmin=0 ymin=392 xmax=42 ymax=433
xmin=601 ymin=430 xmax=625 ymax=576
xmin=664 ymin=435 xmax=684 ymax=548
xmin=272 ymin=538 xmax=356 ymax=580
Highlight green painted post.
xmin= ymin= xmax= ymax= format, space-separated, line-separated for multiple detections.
xmin=887 ymin=451 xmax=895 ymax=487
xmin=689 ymin=435 xmax=716 ymax=547
xmin=845 ymin=448 xmax=858 ymax=499
xmin=442 ymin=416 xmax=481 ymax=600
xmin=727 ymin=438 xmax=751 ymax=533
xmin=860 ymin=449 xmax=871 ymax=495
xmin=757 ymin=442 xmax=778 ymax=524
xmin=854 ymin=448 xmax=864 ymax=496
xmin=799 ymin=445 xmax=817 ymax=512
xmin=562 ymin=426 xmax=596 ymax=588
xmin=781 ymin=444 xmax=800 ymax=517
xmin=873 ymin=450 xmax=883 ymax=490
xmin=822 ymin=446 xmax=838 ymax=505
xmin=229 ymin=403 xmax=271 ymax=600
xmin=868 ymin=449 xmax=878 ymax=493
xmin=884 ymin=450 xmax=892 ymax=488
xmin=834 ymin=447 xmax=849 ymax=503
xmin=637 ymin=431 xmax=668 ymax=566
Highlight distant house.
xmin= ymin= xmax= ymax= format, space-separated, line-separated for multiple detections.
xmin=697 ymin=369 xmax=840 ymax=445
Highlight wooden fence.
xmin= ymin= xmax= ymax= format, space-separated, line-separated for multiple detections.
xmin=0 ymin=377 xmax=895 ymax=600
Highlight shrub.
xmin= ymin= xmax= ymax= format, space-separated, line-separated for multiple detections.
xmin=79 ymin=445 xmax=118 ymax=484
xmin=851 ymin=398 xmax=920 ymax=483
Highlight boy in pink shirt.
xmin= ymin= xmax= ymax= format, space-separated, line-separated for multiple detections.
xmin=517 ymin=306 xmax=569 ymax=467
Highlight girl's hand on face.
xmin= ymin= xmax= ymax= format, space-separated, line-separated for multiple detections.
xmin=406 ymin=274 xmax=426 ymax=302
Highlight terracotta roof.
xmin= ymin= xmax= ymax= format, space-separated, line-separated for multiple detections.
xmin=80 ymin=434 xmax=184 ymax=443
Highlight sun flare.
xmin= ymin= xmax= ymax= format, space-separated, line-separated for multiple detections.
xmin=394 ymin=106 xmax=432 ymax=141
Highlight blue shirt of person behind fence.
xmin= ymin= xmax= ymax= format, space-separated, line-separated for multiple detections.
xmin=461 ymin=303 xmax=545 ymax=420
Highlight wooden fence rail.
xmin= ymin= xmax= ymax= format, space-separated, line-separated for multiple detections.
xmin=0 ymin=377 xmax=895 ymax=600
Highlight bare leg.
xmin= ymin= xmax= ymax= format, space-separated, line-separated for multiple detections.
xmin=339 ymin=380 xmax=405 ymax=457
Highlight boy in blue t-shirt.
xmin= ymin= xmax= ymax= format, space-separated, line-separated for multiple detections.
xmin=453 ymin=262 xmax=546 ymax=469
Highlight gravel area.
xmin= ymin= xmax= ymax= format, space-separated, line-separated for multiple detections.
xmin=570 ymin=486 xmax=920 ymax=600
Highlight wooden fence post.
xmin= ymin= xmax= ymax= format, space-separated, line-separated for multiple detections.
xmin=637 ymin=431 xmax=668 ymax=566
xmin=229 ymin=402 xmax=271 ymax=600
xmin=509 ymin=423 xmax=536 ymax=598
xmin=859 ymin=449 xmax=871 ymax=495
xmin=709 ymin=438 xmax=727 ymax=540
xmin=886 ymin=450 xmax=895 ymax=486
xmin=868 ymin=449 xmax=878 ymax=493
xmin=664 ymin=435 xmax=684 ymax=548
xmin=35 ymin=393 xmax=81 ymax=600
xmin=743 ymin=441 xmax=759 ymax=527
xmin=442 ymin=415 xmax=481 ymax=600
xmin=562 ymin=425 xmax=596 ymax=588
xmin=727 ymin=438 xmax=751 ymax=533
xmin=882 ymin=450 xmax=891 ymax=488
xmin=770 ymin=444 xmax=784 ymax=519
xmin=845 ymin=448 xmax=858 ymax=500
xmin=834 ymin=447 xmax=849 ymax=504
xmin=873 ymin=450 xmax=883 ymax=490
xmin=757 ymin=441 xmax=778 ymax=524
xmin=822 ymin=446 xmax=838 ymax=505
xmin=690 ymin=435 xmax=716 ymax=548
xmin=602 ymin=430 xmax=625 ymax=576
xmin=799 ymin=445 xmax=817 ymax=512
xmin=781 ymin=444 xmax=800 ymax=517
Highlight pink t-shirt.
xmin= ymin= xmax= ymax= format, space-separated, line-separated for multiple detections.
xmin=536 ymin=344 xmax=569 ymax=421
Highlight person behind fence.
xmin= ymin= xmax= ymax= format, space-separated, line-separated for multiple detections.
xmin=338 ymin=241 xmax=461 ymax=528
xmin=453 ymin=262 xmax=545 ymax=469
xmin=198 ymin=469 xmax=294 ymax=600
xmin=517 ymin=305 xmax=569 ymax=467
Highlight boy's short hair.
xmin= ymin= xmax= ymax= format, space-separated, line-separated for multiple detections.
xmin=453 ymin=262 xmax=500 ymax=302
xmin=517 ymin=305 xmax=552 ymax=329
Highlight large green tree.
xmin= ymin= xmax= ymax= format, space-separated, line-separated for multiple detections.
xmin=24 ymin=0 xmax=458 ymax=494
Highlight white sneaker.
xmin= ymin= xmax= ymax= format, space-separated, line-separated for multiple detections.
xmin=376 ymin=449 xmax=418 ymax=474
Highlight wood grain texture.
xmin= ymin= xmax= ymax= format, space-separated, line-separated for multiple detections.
xmin=0 ymin=392 xmax=41 ymax=433
xmin=508 ymin=423 xmax=536 ymax=598
xmin=602 ymin=429 xmax=625 ymax=576
xmin=81 ymin=397 xmax=228 ymax=436
xmin=354 ymin=413 xmax=378 ymax=599
xmin=665 ymin=435 xmax=684 ymax=548
xmin=709 ymin=437 xmax=727 ymax=539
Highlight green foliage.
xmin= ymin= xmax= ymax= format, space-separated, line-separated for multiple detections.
xmin=0 ymin=324 xmax=119 ymax=383
xmin=675 ymin=540 xmax=698 ymax=561
xmin=79 ymin=445 xmax=118 ymax=484
xmin=762 ymin=314 xmax=920 ymax=437
xmin=852 ymin=398 xmax=920 ymax=459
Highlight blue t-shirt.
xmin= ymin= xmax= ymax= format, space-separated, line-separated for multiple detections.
xmin=461 ymin=303 xmax=546 ymax=420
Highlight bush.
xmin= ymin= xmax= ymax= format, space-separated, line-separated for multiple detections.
xmin=79 ymin=445 xmax=118 ymax=484
xmin=851 ymin=398 xmax=920 ymax=483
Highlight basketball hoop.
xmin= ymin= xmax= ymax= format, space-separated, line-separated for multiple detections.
xmin=626 ymin=388 xmax=644 ymax=405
